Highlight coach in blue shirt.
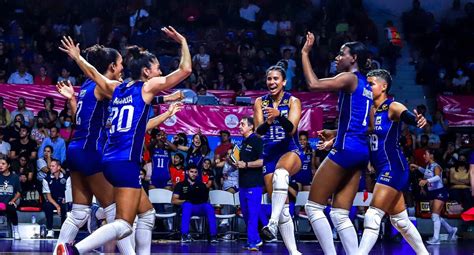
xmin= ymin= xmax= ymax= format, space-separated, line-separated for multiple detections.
xmin=234 ymin=116 xmax=264 ymax=251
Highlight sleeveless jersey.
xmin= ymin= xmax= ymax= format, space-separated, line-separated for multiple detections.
xmin=260 ymin=92 xmax=301 ymax=160
xmin=102 ymin=81 xmax=151 ymax=162
xmin=151 ymin=147 xmax=171 ymax=181
xmin=422 ymin=162 xmax=444 ymax=191
xmin=69 ymin=79 xmax=109 ymax=152
xmin=333 ymin=72 xmax=372 ymax=151
xmin=301 ymin=149 xmax=312 ymax=172
xmin=369 ymin=99 xmax=408 ymax=173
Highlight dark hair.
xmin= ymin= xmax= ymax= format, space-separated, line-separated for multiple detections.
xmin=367 ymin=69 xmax=392 ymax=93
xmin=425 ymin=148 xmax=436 ymax=157
xmin=266 ymin=60 xmax=287 ymax=80
xmin=51 ymin=159 xmax=61 ymax=166
xmin=44 ymin=96 xmax=55 ymax=109
xmin=84 ymin=45 xmax=120 ymax=75
xmin=187 ymin=163 xmax=198 ymax=171
xmin=342 ymin=41 xmax=371 ymax=74
xmin=44 ymin=145 xmax=54 ymax=153
xmin=241 ymin=116 xmax=254 ymax=130
xmin=126 ymin=45 xmax=157 ymax=80
xmin=299 ymin=131 xmax=309 ymax=138
xmin=174 ymin=153 xmax=185 ymax=163
xmin=0 ymin=157 xmax=11 ymax=166
xmin=19 ymin=124 xmax=29 ymax=133
xmin=50 ymin=126 xmax=59 ymax=133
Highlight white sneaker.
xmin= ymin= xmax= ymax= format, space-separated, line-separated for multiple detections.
xmin=448 ymin=227 xmax=458 ymax=241
xmin=46 ymin=230 xmax=54 ymax=238
xmin=262 ymin=220 xmax=278 ymax=241
xmin=12 ymin=225 xmax=20 ymax=240
xmin=426 ymin=237 xmax=440 ymax=245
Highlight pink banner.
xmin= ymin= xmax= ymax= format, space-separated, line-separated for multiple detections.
xmin=159 ymin=105 xmax=323 ymax=137
xmin=437 ymin=95 xmax=474 ymax=127
xmin=0 ymin=84 xmax=76 ymax=114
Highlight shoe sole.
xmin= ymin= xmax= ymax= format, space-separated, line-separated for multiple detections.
xmin=261 ymin=226 xmax=276 ymax=241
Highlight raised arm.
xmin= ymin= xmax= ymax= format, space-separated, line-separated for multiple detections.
xmin=142 ymin=27 xmax=192 ymax=102
xmin=56 ymin=81 xmax=77 ymax=123
xmin=301 ymin=32 xmax=356 ymax=92
xmin=146 ymin=102 xmax=183 ymax=131
xmin=388 ymin=102 xmax=427 ymax=128
xmin=59 ymin=36 xmax=119 ymax=98
xmin=253 ymin=97 xmax=267 ymax=136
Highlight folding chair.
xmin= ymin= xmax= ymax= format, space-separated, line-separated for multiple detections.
xmin=294 ymin=191 xmax=309 ymax=239
xmin=148 ymin=188 xmax=177 ymax=235
xmin=209 ymin=190 xmax=237 ymax=237
xmin=353 ymin=191 xmax=373 ymax=235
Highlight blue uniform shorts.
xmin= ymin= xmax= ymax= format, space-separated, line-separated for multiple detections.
xmin=150 ymin=175 xmax=171 ymax=188
xmin=327 ymin=147 xmax=369 ymax=171
xmin=263 ymin=148 xmax=306 ymax=176
xmin=376 ymin=166 xmax=409 ymax=191
xmin=67 ymin=147 xmax=103 ymax=177
xmin=428 ymin=188 xmax=449 ymax=202
xmin=103 ymin=160 xmax=142 ymax=188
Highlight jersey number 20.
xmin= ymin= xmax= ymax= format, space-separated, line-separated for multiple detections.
xmin=109 ymin=105 xmax=134 ymax=134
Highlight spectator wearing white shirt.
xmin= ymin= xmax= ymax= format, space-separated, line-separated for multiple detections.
xmin=192 ymin=45 xmax=211 ymax=70
xmin=11 ymin=98 xmax=35 ymax=128
xmin=7 ymin=62 xmax=33 ymax=85
xmin=239 ymin=0 xmax=260 ymax=23
xmin=129 ymin=7 xmax=149 ymax=35
xmin=57 ymin=67 xmax=76 ymax=86
xmin=0 ymin=128 xmax=11 ymax=158
xmin=261 ymin=14 xmax=278 ymax=36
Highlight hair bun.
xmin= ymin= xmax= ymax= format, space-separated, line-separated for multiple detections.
xmin=127 ymin=45 xmax=142 ymax=59
xmin=276 ymin=59 xmax=288 ymax=70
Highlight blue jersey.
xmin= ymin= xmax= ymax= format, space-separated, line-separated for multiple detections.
xmin=260 ymin=92 xmax=301 ymax=160
xmin=151 ymin=147 xmax=171 ymax=180
xmin=370 ymin=99 xmax=408 ymax=173
xmin=294 ymin=149 xmax=313 ymax=185
xmin=69 ymin=79 xmax=109 ymax=152
xmin=102 ymin=81 xmax=151 ymax=162
xmin=333 ymin=72 xmax=372 ymax=151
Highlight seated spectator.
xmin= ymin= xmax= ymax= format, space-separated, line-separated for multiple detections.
xmin=0 ymin=158 xmax=21 ymax=239
xmin=179 ymin=133 xmax=210 ymax=171
xmin=57 ymin=67 xmax=76 ymax=86
xmin=7 ymin=62 xmax=33 ymax=85
xmin=4 ymin=114 xmax=23 ymax=143
xmin=0 ymin=128 xmax=11 ymax=158
xmin=11 ymin=154 xmax=34 ymax=182
xmin=59 ymin=116 xmax=74 ymax=144
xmin=414 ymin=134 xmax=429 ymax=167
xmin=170 ymin=153 xmax=185 ymax=188
xmin=37 ymin=97 xmax=59 ymax=129
xmin=443 ymin=142 xmax=458 ymax=168
xmin=0 ymin=97 xmax=11 ymax=128
xmin=192 ymin=45 xmax=210 ymax=70
xmin=38 ymin=126 xmax=66 ymax=164
xmin=452 ymin=67 xmax=470 ymax=93
xmin=42 ymin=159 xmax=68 ymax=238
xmin=140 ymin=169 xmax=150 ymax=194
xmin=239 ymin=0 xmax=260 ymax=24
xmin=31 ymin=117 xmax=49 ymax=146
xmin=449 ymin=154 xmax=472 ymax=211
xmin=431 ymin=110 xmax=448 ymax=138
xmin=37 ymin=145 xmax=53 ymax=186
xmin=278 ymin=14 xmax=293 ymax=37
xmin=59 ymin=100 xmax=73 ymax=127
xmin=18 ymin=171 xmax=41 ymax=208
xmin=11 ymin=98 xmax=34 ymax=128
xmin=172 ymin=165 xmax=218 ymax=243
xmin=222 ymin=149 xmax=239 ymax=194
xmin=214 ymin=130 xmax=233 ymax=189
xmin=33 ymin=66 xmax=53 ymax=86
xmin=417 ymin=124 xmax=440 ymax=150
xmin=201 ymin=158 xmax=215 ymax=189
xmin=261 ymin=13 xmax=278 ymax=36
xmin=9 ymin=125 xmax=37 ymax=161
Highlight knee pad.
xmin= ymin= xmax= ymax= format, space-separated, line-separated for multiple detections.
xmin=137 ymin=209 xmax=156 ymax=230
xmin=431 ymin=213 xmax=440 ymax=222
xmin=363 ymin=207 xmax=385 ymax=233
xmin=390 ymin=211 xmax=410 ymax=233
xmin=329 ymin=208 xmax=353 ymax=232
xmin=278 ymin=205 xmax=292 ymax=224
xmin=304 ymin=201 xmax=327 ymax=224
xmin=65 ymin=204 xmax=91 ymax=228
xmin=272 ymin=168 xmax=289 ymax=192
xmin=112 ymin=219 xmax=134 ymax=240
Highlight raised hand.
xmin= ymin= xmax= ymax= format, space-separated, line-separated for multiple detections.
xmin=301 ymin=32 xmax=315 ymax=55
xmin=317 ymin=139 xmax=334 ymax=151
xmin=414 ymin=109 xmax=427 ymax=128
xmin=317 ymin=129 xmax=336 ymax=141
xmin=161 ymin=26 xmax=186 ymax=44
xmin=167 ymin=102 xmax=183 ymax=116
xmin=56 ymin=80 xmax=75 ymax=99
xmin=58 ymin=36 xmax=81 ymax=60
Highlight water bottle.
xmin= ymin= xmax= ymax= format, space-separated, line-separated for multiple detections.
xmin=31 ymin=215 xmax=36 ymax=224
